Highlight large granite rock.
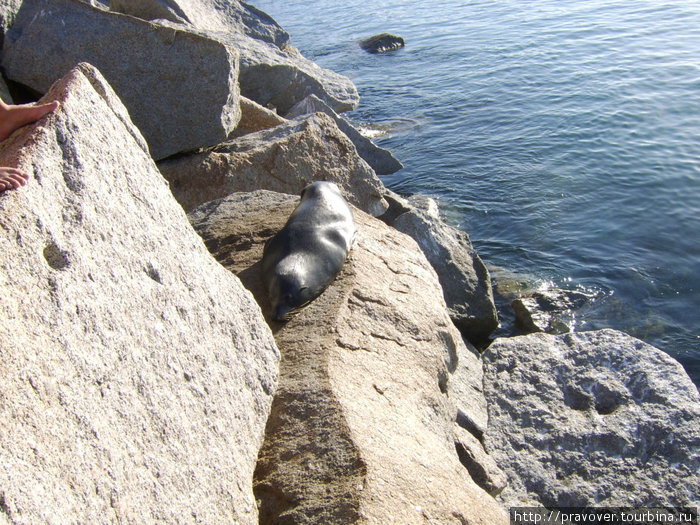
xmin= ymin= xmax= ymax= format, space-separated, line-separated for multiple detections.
xmin=0 ymin=64 xmax=279 ymax=524
xmin=158 ymin=113 xmax=388 ymax=216
xmin=2 ymin=0 xmax=241 ymax=160
xmin=188 ymin=190 xmax=509 ymax=525
xmin=109 ymin=0 xmax=358 ymax=114
xmin=110 ymin=0 xmax=290 ymax=47
xmin=286 ymin=94 xmax=403 ymax=175
xmin=483 ymin=330 xmax=700 ymax=507
xmin=382 ymin=192 xmax=498 ymax=342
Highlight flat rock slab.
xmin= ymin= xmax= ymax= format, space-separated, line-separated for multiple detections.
xmin=189 ymin=190 xmax=508 ymax=525
xmin=159 ymin=113 xmax=388 ymax=216
xmin=483 ymin=330 xmax=700 ymax=507
xmin=2 ymin=0 xmax=241 ymax=160
xmin=0 ymin=64 xmax=278 ymax=524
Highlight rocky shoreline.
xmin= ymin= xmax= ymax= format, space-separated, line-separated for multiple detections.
xmin=1 ymin=1 xmax=697 ymax=523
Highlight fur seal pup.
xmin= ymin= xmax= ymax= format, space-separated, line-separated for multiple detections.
xmin=262 ymin=181 xmax=356 ymax=321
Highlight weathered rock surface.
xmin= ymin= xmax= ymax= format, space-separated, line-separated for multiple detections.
xmin=382 ymin=193 xmax=498 ymax=342
xmin=0 ymin=0 xmax=22 ymax=43
xmin=286 ymin=94 xmax=403 ymax=175
xmin=233 ymin=34 xmax=359 ymax=114
xmin=110 ymin=0 xmax=290 ymax=47
xmin=0 ymin=64 xmax=279 ymax=524
xmin=230 ymin=95 xmax=286 ymax=139
xmin=2 ymin=0 xmax=241 ymax=160
xmin=455 ymin=426 xmax=508 ymax=497
xmin=159 ymin=113 xmax=388 ymax=216
xmin=483 ymin=330 xmax=700 ymax=507
xmin=188 ymin=190 xmax=509 ymax=525
xmin=360 ymin=33 xmax=405 ymax=54
xmin=109 ymin=0 xmax=357 ymax=114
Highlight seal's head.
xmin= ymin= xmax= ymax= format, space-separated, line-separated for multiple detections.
xmin=268 ymin=264 xmax=315 ymax=321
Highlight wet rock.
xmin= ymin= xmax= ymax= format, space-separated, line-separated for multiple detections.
xmin=286 ymin=94 xmax=403 ymax=175
xmin=360 ymin=33 xmax=405 ymax=53
xmin=158 ymin=112 xmax=388 ymax=216
xmin=188 ymin=190 xmax=509 ymax=525
xmin=2 ymin=0 xmax=241 ymax=160
xmin=511 ymin=287 xmax=592 ymax=334
xmin=0 ymin=64 xmax=278 ymax=524
xmin=483 ymin=330 xmax=700 ymax=507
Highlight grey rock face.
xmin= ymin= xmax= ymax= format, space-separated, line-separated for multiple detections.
xmin=116 ymin=1 xmax=359 ymax=114
xmin=286 ymin=94 xmax=403 ymax=175
xmin=2 ymin=0 xmax=241 ymax=160
xmin=0 ymin=0 xmax=22 ymax=43
xmin=483 ymin=330 xmax=700 ymax=507
xmin=360 ymin=33 xmax=405 ymax=53
xmin=455 ymin=426 xmax=508 ymax=497
xmin=188 ymin=191 xmax=509 ymax=524
xmin=385 ymin=194 xmax=499 ymax=342
xmin=158 ymin=112 xmax=388 ymax=216
xmin=110 ymin=0 xmax=290 ymax=46
xmin=233 ymin=36 xmax=359 ymax=114
xmin=0 ymin=63 xmax=279 ymax=524
xmin=230 ymin=95 xmax=286 ymax=139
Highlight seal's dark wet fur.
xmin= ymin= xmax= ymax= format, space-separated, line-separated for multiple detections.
xmin=261 ymin=182 xmax=356 ymax=321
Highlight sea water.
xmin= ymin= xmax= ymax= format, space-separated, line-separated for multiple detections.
xmin=252 ymin=0 xmax=700 ymax=385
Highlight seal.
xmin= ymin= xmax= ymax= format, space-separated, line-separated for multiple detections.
xmin=261 ymin=181 xmax=356 ymax=321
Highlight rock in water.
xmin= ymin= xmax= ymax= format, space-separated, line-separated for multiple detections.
xmin=2 ymin=0 xmax=241 ymax=160
xmin=483 ymin=330 xmax=700 ymax=508
xmin=360 ymin=33 xmax=405 ymax=53
xmin=261 ymin=182 xmax=356 ymax=321
xmin=0 ymin=64 xmax=279 ymax=524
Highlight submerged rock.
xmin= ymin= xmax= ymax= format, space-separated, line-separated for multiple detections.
xmin=158 ymin=113 xmax=388 ymax=216
xmin=360 ymin=33 xmax=405 ymax=53
xmin=483 ymin=330 xmax=700 ymax=507
xmin=286 ymin=94 xmax=403 ymax=175
xmin=511 ymin=287 xmax=592 ymax=334
xmin=2 ymin=0 xmax=241 ymax=160
xmin=0 ymin=64 xmax=279 ymax=524
xmin=188 ymin=190 xmax=509 ymax=525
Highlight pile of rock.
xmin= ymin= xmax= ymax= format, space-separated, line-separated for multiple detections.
xmin=0 ymin=1 xmax=505 ymax=523
xmin=1 ymin=1 xmax=697 ymax=523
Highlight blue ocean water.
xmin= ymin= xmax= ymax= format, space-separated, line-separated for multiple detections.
xmin=252 ymin=0 xmax=700 ymax=385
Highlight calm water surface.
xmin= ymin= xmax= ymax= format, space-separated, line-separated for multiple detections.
xmin=252 ymin=0 xmax=700 ymax=385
